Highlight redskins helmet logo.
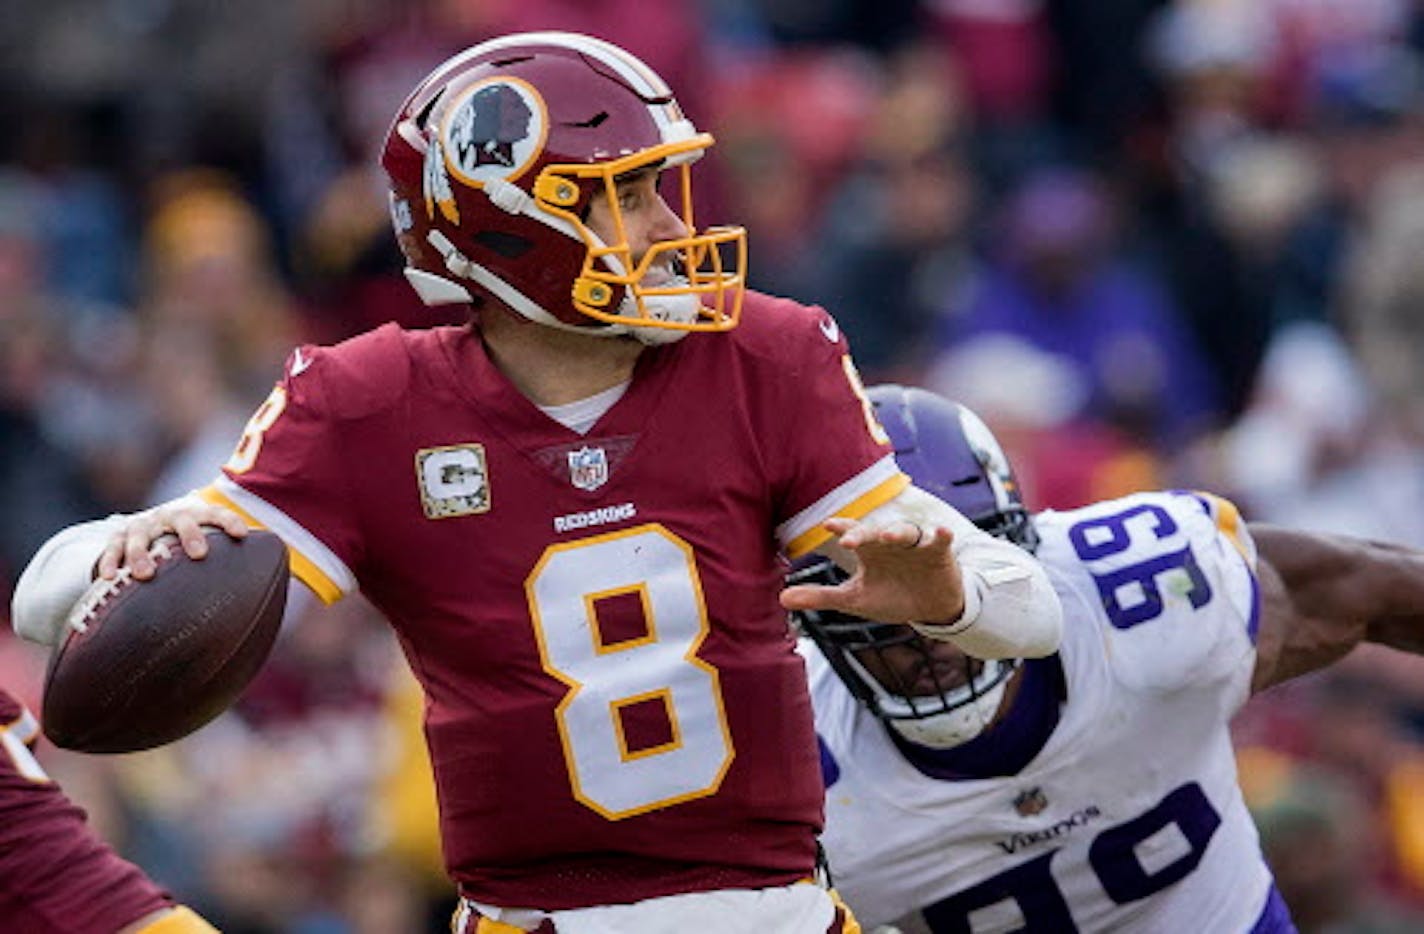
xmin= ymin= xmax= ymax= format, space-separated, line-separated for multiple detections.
xmin=426 ymin=78 xmax=548 ymax=226
xmin=440 ymin=77 xmax=547 ymax=187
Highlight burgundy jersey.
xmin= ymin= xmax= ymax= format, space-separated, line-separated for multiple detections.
xmin=0 ymin=688 xmax=174 ymax=932
xmin=201 ymin=291 xmax=907 ymax=908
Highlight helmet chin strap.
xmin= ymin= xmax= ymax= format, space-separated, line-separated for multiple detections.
xmin=421 ymin=227 xmax=701 ymax=345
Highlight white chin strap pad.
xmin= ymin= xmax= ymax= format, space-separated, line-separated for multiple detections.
xmin=623 ymin=281 xmax=699 ymax=346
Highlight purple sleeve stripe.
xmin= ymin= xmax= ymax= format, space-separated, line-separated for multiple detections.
xmin=1171 ymin=489 xmax=1212 ymax=512
xmin=1246 ymin=563 xmax=1262 ymax=644
xmin=1249 ymin=882 xmax=1298 ymax=933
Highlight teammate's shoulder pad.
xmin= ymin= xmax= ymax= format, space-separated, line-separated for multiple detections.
xmin=290 ymin=323 xmax=413 ymax=420
xmin=1177 ymin=490 xmax=1256 ymax=568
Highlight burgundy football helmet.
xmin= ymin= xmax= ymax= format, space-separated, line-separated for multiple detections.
xmin=381 ymin=32 xmax=746 ymax=343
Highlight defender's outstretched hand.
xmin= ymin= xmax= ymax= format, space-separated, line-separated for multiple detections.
xmin=97 ymin=495 xmax=250 ymax=581
xmin=780 ymin=517 xmax=965 ymax=625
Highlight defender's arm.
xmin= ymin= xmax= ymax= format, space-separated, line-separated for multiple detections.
xmin=1251 ymin=524 xmax=1424 ymax=693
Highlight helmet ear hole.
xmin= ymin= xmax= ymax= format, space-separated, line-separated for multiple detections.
xmin=474 ymin=230 xmax=534 ymax=258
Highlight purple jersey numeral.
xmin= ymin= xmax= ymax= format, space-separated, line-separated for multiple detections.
xmin=922 ymin=850 xmax=1075 ymax=933
xmin=1068 ymin=504 xmax=1213 ymax=630
xmin=1089 ymin=782 xmax=1222 ymax=903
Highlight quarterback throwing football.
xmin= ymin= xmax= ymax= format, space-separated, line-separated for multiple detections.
xmin=12 ymin=33 xmax=1063 ymax=934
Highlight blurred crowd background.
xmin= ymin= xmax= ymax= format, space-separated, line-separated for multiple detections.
xmin=3 ymin=1 xmax=1424 ymax=931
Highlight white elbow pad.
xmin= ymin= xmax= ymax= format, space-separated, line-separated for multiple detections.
xmin=11 ymin=516 xmax=126 ymax=647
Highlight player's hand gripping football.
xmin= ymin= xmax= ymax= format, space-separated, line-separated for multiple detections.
xmin=780 ymin=517 xmax=965 ymax=625
xmin=96 ymin=495 xmax=250 ymax=582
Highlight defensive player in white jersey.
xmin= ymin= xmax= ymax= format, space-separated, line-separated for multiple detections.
xmin=796 ymin=385 xmax=1424 ymax=933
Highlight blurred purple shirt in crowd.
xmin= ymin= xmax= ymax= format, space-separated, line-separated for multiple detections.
xmin=938 ymin=169 xmax=1220 ymax=445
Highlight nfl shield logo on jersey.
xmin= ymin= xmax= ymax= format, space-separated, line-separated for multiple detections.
xmin=568 ymin=446 xmax=609 ymax=491
xmin=1014 ymin=787 xmax=1049 ymax=817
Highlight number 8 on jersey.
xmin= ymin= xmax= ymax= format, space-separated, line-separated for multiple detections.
xmin=526 ymin=525 xmax=735 ymax=819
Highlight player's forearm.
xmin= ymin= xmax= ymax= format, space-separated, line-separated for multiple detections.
xmin=1353 ymin=539 xmax=1424 ymax=653
xmin=884 ymin=486 xmax=1063 ymax=658
xmin=10 ymin=517 xmax=120 ymax=646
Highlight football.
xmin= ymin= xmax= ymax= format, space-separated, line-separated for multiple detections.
xmin=42 ymin=527 xmax=289 ymax=754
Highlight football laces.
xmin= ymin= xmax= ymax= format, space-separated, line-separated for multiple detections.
xmin=65 ymin=538 xmax=176 ymax=634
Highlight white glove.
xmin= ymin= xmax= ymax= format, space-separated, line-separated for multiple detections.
xmin=11 ymin=516 xmax=126 ymax=647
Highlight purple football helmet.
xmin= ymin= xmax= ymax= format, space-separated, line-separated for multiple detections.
xmin=868 ymin=383 xmax=1037 ymax=552
xmin=792 ymin=385 xmax=1037 ymax=748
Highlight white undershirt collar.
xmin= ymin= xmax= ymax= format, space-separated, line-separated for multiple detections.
xmin=537 ymin=381 xmax=630 ymax=435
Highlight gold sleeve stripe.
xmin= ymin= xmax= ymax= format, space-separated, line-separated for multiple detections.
xmin=196 ymin=486 xmax=344 ymax=605
xmin=786 ymin=471 xmax=912 ymax=559
xmin=828 ymin=887 xmax=864 ymax=934
xmin=135 ymin=906 xmax=221 ymax=933
xmin=1195 ymin=491 xmax=1255 ymax=569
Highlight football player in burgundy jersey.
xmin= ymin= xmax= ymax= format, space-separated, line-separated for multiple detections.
xmin=12 ymin=33 xmax=1062 ymax=932
xmin=797 ymin=386 xmax=1424 ymax=933
xmin=0 ymin=688 xmax=217 ymax=933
